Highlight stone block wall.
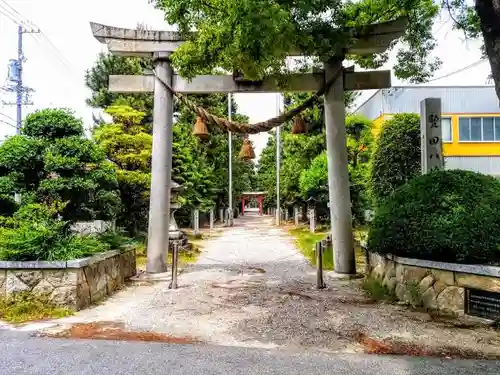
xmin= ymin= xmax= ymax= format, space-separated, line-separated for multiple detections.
xmin=0 ymin=249 xmax=136 ymax=311
xmin=368 ymin=252 xmax=500 ymax=316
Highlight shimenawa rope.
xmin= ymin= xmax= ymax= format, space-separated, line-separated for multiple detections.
xmin=152 ymin=66 xmax=343 ymax=134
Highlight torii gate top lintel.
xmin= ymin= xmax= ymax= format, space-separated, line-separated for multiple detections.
xmin=90 ymin=18 xmax=406 ymax=94
xmin=90 ymin=17 xmax=407 ymax=58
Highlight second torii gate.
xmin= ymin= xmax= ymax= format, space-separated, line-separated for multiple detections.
xmin=240 ymin=192 xmax=266 ymax=216
xmin=90 ymin=19 xmax=406 ymax=276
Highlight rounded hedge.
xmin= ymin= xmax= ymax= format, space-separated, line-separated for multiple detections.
xmin=367 ymin=170 xmax=500 ymax=264
xmin=369 ymin=113 xmax=420 ymax=205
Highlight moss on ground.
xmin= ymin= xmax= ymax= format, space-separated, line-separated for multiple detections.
xmin=0 ymin=292 xmax=72 ymax=323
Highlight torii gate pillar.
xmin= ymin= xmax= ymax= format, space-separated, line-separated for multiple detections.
xmin=146 ymin=52 xmax=174 ymax=273
xmin=324 ymin=60 xmax=355 ymax=274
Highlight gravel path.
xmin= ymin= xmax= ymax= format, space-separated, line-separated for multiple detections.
xmin=34 ymin=214 xmax=500 ymax=358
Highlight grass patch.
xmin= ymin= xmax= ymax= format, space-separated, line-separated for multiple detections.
xmin=288 ymin=227 xmax=333 ymax=270
xmin=0 ymin=292 xmax=72 ymax=323
xmin=360 ymin=277 xmax=396 ymax=302
xmin=353 ymin=226 xmax=368 ymax=244
xmin=289 ymin=226 xmax=368 ymax=271
xmin=135 ymin=242 xmax=201 ymax=270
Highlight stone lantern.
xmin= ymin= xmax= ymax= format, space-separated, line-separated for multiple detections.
xmin=169 ymin=181 xmax=187 ymax=248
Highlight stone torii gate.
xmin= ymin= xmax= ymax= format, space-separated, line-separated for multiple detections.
xmin=90 ymin=19 xmax=406 ymax=276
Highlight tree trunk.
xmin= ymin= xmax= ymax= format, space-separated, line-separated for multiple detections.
xmin=476 ymin=0 xmax=500 ymax=101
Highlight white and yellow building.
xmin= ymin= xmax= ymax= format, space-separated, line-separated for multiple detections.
xmin=354 ymin=85 xmax=500 ymax=176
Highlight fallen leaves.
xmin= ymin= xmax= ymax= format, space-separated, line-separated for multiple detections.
xmin=41 ymin=321 xmax=200 ymax=344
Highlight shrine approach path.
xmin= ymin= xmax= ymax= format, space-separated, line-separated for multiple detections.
xmin=33 ymin=213 xmax=500 ymax=360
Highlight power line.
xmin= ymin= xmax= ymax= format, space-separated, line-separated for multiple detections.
xmin=31 ymin=33 xmax=74 ymax=71
xmin=0 ymin=112 xmax=15 ymax=122
xmin=0 ymin=119 xmax=16 ymax=128
xmin=0 ymin=5 xmax=22 ymax=25
xmin=422 ymin=59 xmax=488 ymax=83
xmin=0 ymin=0 xmax=35 ymax=28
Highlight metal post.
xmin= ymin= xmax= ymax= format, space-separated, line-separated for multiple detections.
xmin=324 ymin=60 xmax=356 ymax=275
xmin=227 ymin=93 xmax=234 ymax=226
xmin=316 ymin=241 xmax=326 ymax=289
xmin=147 ymin=53 xmax=173 ymax=274
xmin=276 ymin=93 xmax=281 ymax=226
xmin=169 ymin=241 xmax=179 ymax=289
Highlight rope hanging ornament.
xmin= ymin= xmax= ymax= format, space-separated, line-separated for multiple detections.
xmin=192 ymin=116 xmax=209 ymax=140
xmin=152 ymin=64 xmax=343 ymax=135
xmin=291 ymin=115 xmax=307 ymax=134
xmin=239 ymin=135 xmax=255 ymax=160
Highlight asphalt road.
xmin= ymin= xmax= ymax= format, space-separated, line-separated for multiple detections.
xmin=0 ymin=331 xmax=499 ymax=375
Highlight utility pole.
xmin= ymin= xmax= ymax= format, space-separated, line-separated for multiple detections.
xmin=2 ymin=25 xmax=39 ymax=133
xmin=276 ymin=93 xmax=282 ymax=226
xmin=227 ymin=93 xmax=234 ymax=226
xmin=2 ymin=25 xmax=39 ymax=203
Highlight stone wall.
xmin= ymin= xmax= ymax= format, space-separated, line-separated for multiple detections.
xmin=70 ymin=220 xmax=115 ymax=235
xmin=0 ymin=249 xmax=136 ymax=311
xmin=368 ymin=252 xmax=500 ymax=316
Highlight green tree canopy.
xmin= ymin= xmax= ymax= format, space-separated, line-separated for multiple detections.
xmin=152 ymin=0 xmax=441 ymax=83
xmin=299 ymin=114 xmax=374 ymax=224
xmin=152 ymin=0 xmax=500 ymax=100
xmin=93 ymin=105 xmax=152 ymax=235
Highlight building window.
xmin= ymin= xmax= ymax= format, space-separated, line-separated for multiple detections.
xmin=458 ymin=117 xmax=500 ymax=142
xmin=441 ymin=117 xmax=452 ymax=142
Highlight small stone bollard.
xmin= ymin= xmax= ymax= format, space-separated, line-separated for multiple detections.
xmin=227 ymin=208 xmax=233 ymax=227
xmin=294 ymin=206 xmax=299 ymax=226
xmin=309 ymin=208 xmax=316 ymax=233
xmin=209 ymin=209 xmax=214 ymax=231
xmin=219 ymin=208 xmax=224 ymax=223
xmin=193 ymin=208 xmax=200 ymax=235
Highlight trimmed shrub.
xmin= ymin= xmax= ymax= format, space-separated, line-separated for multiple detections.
xmin=0 ymin=203 xmax=110 ymax=261
xmin=367 ymin=170 xmax=500 ymax=264
xmin=369 ymin=113 xmax=421 ymax=205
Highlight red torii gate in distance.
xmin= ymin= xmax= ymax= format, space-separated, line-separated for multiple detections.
xmin=240 ymin=192 xmax=266 ymax=216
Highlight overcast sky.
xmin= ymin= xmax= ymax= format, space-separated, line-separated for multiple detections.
xmin=0 ymin=0 xmax=493 ymax=158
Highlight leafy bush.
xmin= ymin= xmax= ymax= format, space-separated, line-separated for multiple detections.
xmin=368 ymin=170 xmax=500 ymax=264
xmin=0 ymin=203 xmax=110 ymax=261
xmin=369 ymin=113 xmax=421 ymax=205
xmin=98 ymin=229 xmax=136 ymax=250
